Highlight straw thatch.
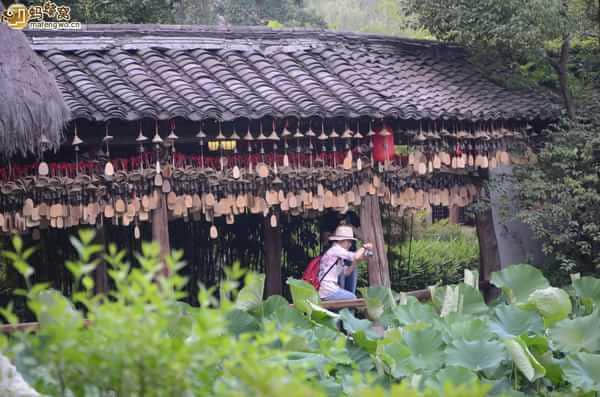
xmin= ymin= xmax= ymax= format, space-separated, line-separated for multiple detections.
xmin=0 ymin=4 xmax=69 ymax=158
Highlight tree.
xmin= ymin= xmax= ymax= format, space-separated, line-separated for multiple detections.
xmin=213 ymin=0 xmax=325 ymax=27
xmin=512 ymin=96 xmax=600 ymax=278
xmin=405 ymin=0 xmax=596 ymax=118
xmin=305 ymin=0 xmax=428 ymax=38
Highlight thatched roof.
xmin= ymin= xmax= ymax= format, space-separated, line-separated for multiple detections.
xmin=0 ymin=4 xmax=69 ymax=158
xmin=26 ymin=25 xmax=559 ymax=122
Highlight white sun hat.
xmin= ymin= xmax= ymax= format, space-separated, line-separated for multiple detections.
xmin=328 ymin=225 xmax=357 ymax=241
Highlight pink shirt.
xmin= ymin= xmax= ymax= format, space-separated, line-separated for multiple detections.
xmin=318 ymin=243 xmax=356 ymax=298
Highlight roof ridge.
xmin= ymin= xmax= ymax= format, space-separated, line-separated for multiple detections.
xmin=25 ymin=23 xmax=459 ymax=49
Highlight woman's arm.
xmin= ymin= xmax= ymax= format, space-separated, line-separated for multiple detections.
xmin=343 ymin=243 xmax=373 ymax=275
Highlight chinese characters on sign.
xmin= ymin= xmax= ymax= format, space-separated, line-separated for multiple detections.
xmin=2 ymin=1 xmax=81 ymax=30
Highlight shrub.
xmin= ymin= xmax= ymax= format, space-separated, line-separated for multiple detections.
xmin=1 ymin=233 xmax=600 ymax=396
xmin=359 ymin=218 xmax=479 ymax=291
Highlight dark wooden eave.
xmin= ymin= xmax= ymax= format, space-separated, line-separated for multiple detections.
xmin=25 ymin=24 xmax=559 ymax=122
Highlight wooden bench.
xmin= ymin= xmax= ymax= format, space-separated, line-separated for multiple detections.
xmin=320 ymin=287 xmax=431 ymax=311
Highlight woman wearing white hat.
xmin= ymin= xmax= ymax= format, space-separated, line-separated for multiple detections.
xmin=319 ymin=225 xmax=373 ymax=300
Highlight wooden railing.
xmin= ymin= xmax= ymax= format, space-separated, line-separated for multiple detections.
xmin=320 ymin=287 xmax=432 ymax=311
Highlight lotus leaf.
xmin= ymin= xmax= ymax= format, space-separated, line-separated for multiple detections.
xmin=525 ymin=287 xmax=572 ymax=327
xmin=490 ymin=264 xmax=550 ymax=303
xmin=287 ymin=278 xmax=320 ymax=315
xmin=505 ymin=337 xmax=546 ymax=381
xmin=235 ymin=273 xmax=265 ymax=312
xmin=446 ymin=339 xmax=507 ymax=371
xmin=425 ymin=366 xmax=478 ymax=391
xmin=443 ymin=315 xmax=493 ymax=342
xmin=489 ymin=304 xmax=545 ymax=339
xmin=393 ymin=297 xmax=437 ymax=326
xmin=573 ymin=276 xmax=600 ymax=308
xmin=561 ymin=352 xmax=600 ymax=392
xmin=549 ymin=309 xmax=600 ymax=353
xmin=359 ymin=286 xmax=396 ymax=323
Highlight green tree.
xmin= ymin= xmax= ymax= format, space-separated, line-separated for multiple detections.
xmin=512 ymin=96 xmax=600 ymax=278
xmin=405 ymin=0 xmax=600 ymax=118
xmin=306 ymin=0 xmax=429 ymax=38
xmin=49 ymin=0 xmax=178 ymax=23
xmin=213 ymin=0 xmax=325 ymax=27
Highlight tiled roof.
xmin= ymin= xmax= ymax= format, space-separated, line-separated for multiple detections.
xmin=26 ymin=25 xmax=559 ymax=122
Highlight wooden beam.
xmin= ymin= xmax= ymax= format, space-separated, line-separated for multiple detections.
xmin=476 ymin=208 xmax=502 ymax=302
xmin=360 ymin=195 xmax=390 ymax=287
xmin=152 ymin=191 xmax=171 ymax=276
xmin=263 ymin=217 xmax=283 ymax=296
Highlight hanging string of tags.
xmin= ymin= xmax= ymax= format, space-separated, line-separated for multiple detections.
xmin=0 ymin=160 xmax=480 ymax=236
xmin=0 ymin=118 xmax=534 ymax=236
xmin=405 ymin=122 xmax=520 ymax=176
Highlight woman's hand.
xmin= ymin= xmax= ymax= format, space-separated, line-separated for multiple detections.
xmin=362 ymin=243 xmax=373 ymax=250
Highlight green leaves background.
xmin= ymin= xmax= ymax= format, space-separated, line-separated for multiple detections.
xmin=1 ymin=235 xmax=599 ymax=396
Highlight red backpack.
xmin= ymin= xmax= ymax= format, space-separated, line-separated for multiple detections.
xmin=302 ymin=256 xmax=336 ymax=290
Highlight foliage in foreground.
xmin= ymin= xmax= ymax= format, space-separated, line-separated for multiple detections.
xmin=1 ymin=232 xmax=600 ymax=396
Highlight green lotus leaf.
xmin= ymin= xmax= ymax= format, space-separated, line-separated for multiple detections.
xmin=286 ymin=278 xmax=320 ymax=315
xmin=504 ymin=337 xmax=546 ymax=382
xmin=442 ymin=314 xmax=493 ymax=342
xmin=226 ymin=309 xmax=261 ymax=335
xmin=401 ymin=327 xmax=446 ymax=372
xmin=561 ymin=352 xmax=600 ymax=392
xmin=359 ymin=286 xmax=396 ymax=323
xmin=306 ymin=301 xmax=340 ymax=329
xmin=283 ymin=351 xmax=332 ymax=373
xmin=425 ymin=366 xmax=478 ymax=391
xmin=520 ymin=334 xmax=549 ymax=355
xmin=439 ymin=284 xmax=461 ymax=317
xmin=433 ymin=284 xmax=487 ymax=317
xmin=464 ymin=269 xmax=479 ymax=289
xmin=446 ymin=339 xmax=507 ymax=372
xmin=549 ymin=309 xmax=600 ymax=353
xmin=393 ymin=297 xmax=437 ymax=326
xmin=490 ymin=264 xmax=550 ymax=303
xmin=266 ymin=302 xmax=313 ymax=329
xmin=235 ymin=273 xmax=265 ymax=312
xmin=489 ymin=304 xmax=545 ymax=339
xmin=525 ymin=287 xmax=572 ymax=327
xmin=573 ymin=276 xmax=600 ymax=308
xmin=261 ymin=295 xmax=289 ymax=318
xmin=459 ymin=284 xmax=488 ymax=315
xmin=339 ymin=309 xmax=378 ymax=354
xmin=536 ymin=351 xmax=563 ymax=385
xmin=339 ymin=308 xmax=372 ymax=334
xmin=377 ymin=339 xmax=412 ymax=379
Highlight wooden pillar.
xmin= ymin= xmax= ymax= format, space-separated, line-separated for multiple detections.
xmin=360 ymin=195 xmax=390 ymax=287
xmin=263 ymin=217 xmax=283 ymax=296
xmin=152 ymin=191 xmax=171 ymax=275
xmin=94 ymin=224 xmax=109 ymax=294
xmin=475 ymin=207 xmax=502 ymax=301
xmin=448 ymin=205 xmax=460 ymax=224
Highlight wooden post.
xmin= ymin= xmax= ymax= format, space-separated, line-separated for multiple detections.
xmin=360 ymin=195 xmax=390 ymax=287
xmin=152 ymin=191 xmax=171 ymax=275
xmin=448 ymin=205 xmax=460 ymax=224
xmin=94 ymin=224 xmax=109 ymax=294
xmin=475 ymin=207 xmax=502 ymax=301
xmin=263 ymin=217 xmax=283 ymax=296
